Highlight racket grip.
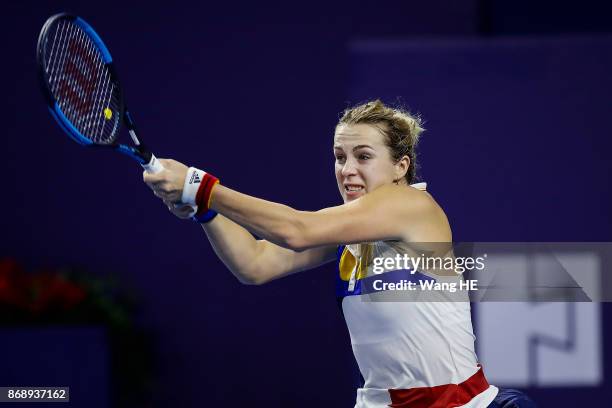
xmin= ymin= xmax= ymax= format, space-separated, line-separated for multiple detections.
xmin=142 ymin=153 xmax=164 ymax=174
xmin=142 ymin=153 xmax=197 ymax=217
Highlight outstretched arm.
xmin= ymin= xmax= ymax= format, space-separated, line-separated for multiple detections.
xmin=201 ymin=214 xmax=337 ymax=285
xmin=144 ymin=159 xmax=446 ymax=252
xmin=208 ymin=183 xmax=437 ymax=250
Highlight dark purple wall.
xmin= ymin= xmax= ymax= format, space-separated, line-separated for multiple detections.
xmin=3 ymin=0 xmax=611 ymax=406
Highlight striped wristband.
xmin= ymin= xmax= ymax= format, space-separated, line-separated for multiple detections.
xmin=182 ymin=167 xmax=220 ymax=223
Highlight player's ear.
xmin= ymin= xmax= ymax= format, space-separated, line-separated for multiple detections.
xmin=394 ymin=155 xmax=410 ymax=181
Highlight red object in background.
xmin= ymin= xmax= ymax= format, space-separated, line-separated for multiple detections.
xmin=0 ymin=258 xmax=30 ymax=309
xmin=0 ymin=258 xmax=86 ymax=314
xmin=29 ymin=271 xmax=87 ymax=313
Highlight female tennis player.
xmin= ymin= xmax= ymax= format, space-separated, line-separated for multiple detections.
xmin=143 ymin=100 xmax=535 ymax=408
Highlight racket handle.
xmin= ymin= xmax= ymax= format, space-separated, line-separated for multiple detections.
xmin=142 ymin=153 xmax=197 ymax=216
xmin=142 ymin=153 xmax=164 ymax=174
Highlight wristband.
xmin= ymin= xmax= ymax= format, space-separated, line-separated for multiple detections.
xmin=182 ymin=166 xmax=220 ymax=219
xmin=194 ymin=174 xmax=219 ymax=217
xmin=182 ymin=167 xmax=220 ymax=208
xmin=182 ymin=167 xmax=207 ymax=205
xmin=182 ymin=166 xmax=220 ymax=222
xmin=192 ymin=209 xmax=218 ymax=224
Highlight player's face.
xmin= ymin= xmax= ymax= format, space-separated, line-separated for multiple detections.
xmin=334 ymin=124 xmax=399 ymax=203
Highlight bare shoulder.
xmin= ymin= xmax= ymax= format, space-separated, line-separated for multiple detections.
xmin=363 ymin=183 xmax=430 ymax=208
xmin=365 ymin=183 xmax=437 ymax=214
xmin=293 ymin=183 xmax=451 ymax=250
xmin=373 ymin=184 xmax=451 ymax=243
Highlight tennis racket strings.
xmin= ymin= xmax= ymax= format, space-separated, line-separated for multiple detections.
xmin=40 ymin=17 xmax=121 ymax=145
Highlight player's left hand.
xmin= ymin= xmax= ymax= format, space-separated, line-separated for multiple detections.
xmin=163 ymin=199 xmax=194 ymax=219
xmin=143 ymin=158 xmax=188 ymax=203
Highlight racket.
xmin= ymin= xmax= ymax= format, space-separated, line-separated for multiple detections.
xmin=37 ymin=13 xmax=195 ymax=211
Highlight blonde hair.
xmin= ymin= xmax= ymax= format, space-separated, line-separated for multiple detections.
xmin=337 ymin=99 xmax=425 ymax=184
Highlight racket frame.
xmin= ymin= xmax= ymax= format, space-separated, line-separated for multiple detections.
xmin=37 ymin=13 xmax=158 ymax=169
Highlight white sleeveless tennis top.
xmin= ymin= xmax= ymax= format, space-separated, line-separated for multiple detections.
xmin=336 ymin=185 xmax=498 ymax=408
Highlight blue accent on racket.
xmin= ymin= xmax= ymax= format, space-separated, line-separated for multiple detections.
xmin=116 ymin=144 xmax=147 ymax=164
xmin=50 ymin=103 xmax=93 ymax=146
xmin=74 ymin=17 xmax=113 ymax=64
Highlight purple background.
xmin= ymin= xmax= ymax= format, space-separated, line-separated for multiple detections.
xmin=3 ymin=0 xmax=612 ymax=406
